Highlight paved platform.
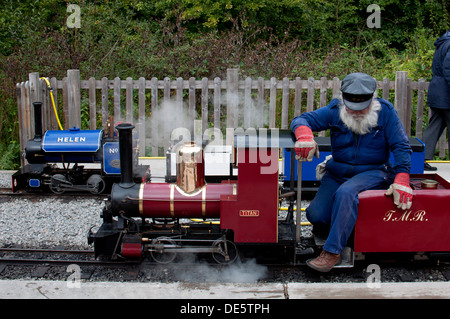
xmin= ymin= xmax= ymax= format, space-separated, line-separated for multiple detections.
xmin=1 ymin=280 xmax=450 ymax=299
xmin=425 ymin=161 xmax=450 ymax=182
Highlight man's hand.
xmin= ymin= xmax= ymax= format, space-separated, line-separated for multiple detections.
xmin=294 ymin=126 xmax=319 ymax=162
xmin=385 ymin=173 xmax=413 ymax=210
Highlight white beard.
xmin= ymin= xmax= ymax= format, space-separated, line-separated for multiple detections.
xmin=339 ymin=99 xmax=381 ymax=135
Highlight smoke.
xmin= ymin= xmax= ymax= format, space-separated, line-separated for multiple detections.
xmin=142 ymin=89 xmax=270 ymax=155
xmin=221 ymin=91 xmax=269 ymax=129
xmin=170 ymin=256 xmax=268 ymax=283
xmin=145 ymin=98 xmax=195 ymax=152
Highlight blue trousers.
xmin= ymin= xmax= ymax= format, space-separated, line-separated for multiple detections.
xmin=306 ymin=169 xmax=391 ymax=254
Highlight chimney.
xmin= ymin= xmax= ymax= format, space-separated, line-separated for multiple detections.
xmin=33 ymin=102 xmax=43 ymax=140
xmin=116 ymin=123 xmax=135 ymax=187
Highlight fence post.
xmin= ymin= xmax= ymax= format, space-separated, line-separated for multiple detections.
xmin=227 ymin=68 xmax=239 ymax=128
xmin=29 ymin=72 xmax=42 ymax=104
xmin=395 ymin=71 xmax=408 ymax=130
xmin=416 ymin=79 xmax=426 ymax=140
xmin=67 ymin=69 xmax=81 ymax=129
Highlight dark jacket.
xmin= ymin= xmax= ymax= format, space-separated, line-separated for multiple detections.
xmin=427 ymin=30 xmax=450 ymax=109
xmin=290 ymin=98 xmax=412 ymax=178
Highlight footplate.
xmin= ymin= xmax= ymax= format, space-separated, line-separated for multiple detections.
xmin=333 ymin=247 xmax=354 ymax=268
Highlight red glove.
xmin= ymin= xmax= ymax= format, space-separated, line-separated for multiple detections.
xmin=294 ymin=126 xmax=319 ymax=162
xmin=385 ymin=173 xmax=413 ymax=210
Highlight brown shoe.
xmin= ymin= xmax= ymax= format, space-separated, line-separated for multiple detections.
xmin=306 ymin=250 xmax=341 ymax=272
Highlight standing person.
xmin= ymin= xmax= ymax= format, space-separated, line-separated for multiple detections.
xmin=290 ymin=72 xmax=413 ymax=272
xmin=422 ymin=30 xmax=450 ymax=171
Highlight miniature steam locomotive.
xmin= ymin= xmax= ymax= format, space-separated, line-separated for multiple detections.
xmin=12 ymin=102 xmax=150 ymax=194
xmin=88 ymin=124 xmax=450 ymax=267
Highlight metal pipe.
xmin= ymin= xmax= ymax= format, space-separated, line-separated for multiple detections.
xmin=116 ymin=123 xmax=135 ymax=187
xmin=295 ymin=159 xmax=303 ymax=243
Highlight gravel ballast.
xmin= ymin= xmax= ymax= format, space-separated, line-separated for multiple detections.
xmin=0 ymin=170 xmax=104 ymax=249
xmin=0 ymin=196 xmax=104 ymax=249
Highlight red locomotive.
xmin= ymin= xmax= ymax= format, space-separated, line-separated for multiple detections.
xmin=88 ymin=124 xmax=450 ymax=267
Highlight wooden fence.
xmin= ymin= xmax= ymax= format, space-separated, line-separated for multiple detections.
xmin=17 ymin=69 xmax=442 ymax=164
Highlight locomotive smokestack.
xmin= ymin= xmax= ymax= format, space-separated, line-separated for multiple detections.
xmin=33 ymin=102 xmax=43 ymax=140
xmin=116 ymin=123 xmax=135 ymax=187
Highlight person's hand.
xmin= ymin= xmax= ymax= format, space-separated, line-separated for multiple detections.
xmin=294 ymin=126 xmax=319 ymax=162
xmin=385 ymin=173 xmax=413 ymax=210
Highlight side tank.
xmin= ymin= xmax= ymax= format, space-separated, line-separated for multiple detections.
xmin=25 ymin=100 xmax=103 ymax=164
xmin=26 ymin=128 xmax=103 ymax=164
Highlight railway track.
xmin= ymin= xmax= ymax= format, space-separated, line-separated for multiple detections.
xmin=1 ymin=246 xmax=450 ymax=284
xmin=0 ymin=187 xmax=108 ymax=200
xmin=0 ymin=247 xmax=96 ymax=264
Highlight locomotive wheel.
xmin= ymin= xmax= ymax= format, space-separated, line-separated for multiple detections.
xmin=150 ymin=237 xmax=177 ymax=264
xmin=50 ymin=174 xmax=67 ymax=194
xmin=212 ymin=239 xmax=238 ymax=264
xmin=87 ymin=174 xmax=106 ymax=194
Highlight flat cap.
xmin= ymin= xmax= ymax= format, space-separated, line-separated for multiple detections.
xmin=341 ymin=73 xmax=376 ymax=111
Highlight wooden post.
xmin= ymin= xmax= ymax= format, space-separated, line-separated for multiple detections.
xmin=188 ymin=77 xmax=196 ymax=135
xmin=382 ymin=78 xmax=390 ymax=101
xmin=201 ymin=77 xmax=209 ymax=134
xmin=244 ymin=77 xmax=252 ymax=129
xmin=101 ymin=77 xmax=109 ymax=131
xmin=269 ymin=77 xmax=277 ymax=128
xmin=214 ymin=77 xmax=222 ymax=130
xmin=29 ymin=72 xmax=41 ymax=104
xmin=332 ymin=77 xmax=340 ymax=99
xmin=395 ymin=71 xmax=408 ymax=129
xmin=29 ymin=72 xmax=41 ymax=138
xmin=281 ymin=77 xmax=289 ymax=129
xmin=318 ymin=77 xmax=327 ymax=136
xmin=151 ymin=77 xmax=159 ymax=156
xmin=294 ymin=77 xmax=302 ymax=117
xmin=88 ymin=77 xmax=96 ymax=130
xmin=257 ymin=77 xmax=264 ymax=128
xmin=126 ymin=77 xmax=133 ymax=124
xmin=138 ymin=77 xmax=146 ymax=156
xmin=306 ymin=77 xmax=314 ymax=113
xmin=416 ymin=79 xmax=426 ymax=140
xmin=67 ymin=70 xmax=81 ymax=129
xmin=114 ymin=77 xmax=121 ymax=124
xmin=226 ymin=68 xmax=239 ymax=128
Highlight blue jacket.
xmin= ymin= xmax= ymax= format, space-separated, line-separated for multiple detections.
xmin=290 ymin=98 xmax=412 ymax=178
xmin=427 ymin=30 xmax=450 ymax=109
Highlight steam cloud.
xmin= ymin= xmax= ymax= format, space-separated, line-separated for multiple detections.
xmin=170 ymin=256 xmax=268 ymax=283
xmin=144 ymin=90 xmax=270 ymax=153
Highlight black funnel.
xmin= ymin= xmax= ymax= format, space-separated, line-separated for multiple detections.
xmin=33 ymin=102 xmax=43 ymax=140
xmin=116 ymin=123 xmax=135 ymax=187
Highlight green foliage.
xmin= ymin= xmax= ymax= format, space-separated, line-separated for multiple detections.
xmin=0 ymin=0 xmax=449 ymax=168
xmin=379 ymin=28 xmax=437 ymax=81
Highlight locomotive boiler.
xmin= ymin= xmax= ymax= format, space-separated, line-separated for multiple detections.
xmin=89 ymin=124 xmax=450 ymax=267
xmin=12 ymin=102 xmax=150 ymax=194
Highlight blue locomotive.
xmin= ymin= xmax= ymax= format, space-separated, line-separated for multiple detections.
xmin=12 ymin=102 xmax=150 ymax=194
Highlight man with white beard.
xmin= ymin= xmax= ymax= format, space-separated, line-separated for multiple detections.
xmin=290 ymin=73 xmax=412 ymax=272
